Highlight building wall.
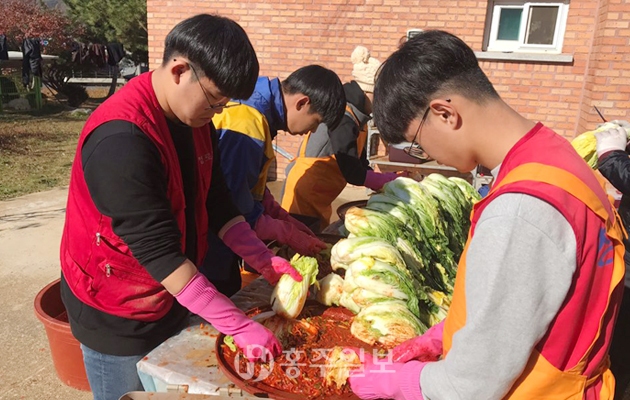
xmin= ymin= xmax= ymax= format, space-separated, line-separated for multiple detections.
xmin=147 ymin=0 xmax=630 ymax=180
xmin=579 ymin=0 xmax=630 ymax=129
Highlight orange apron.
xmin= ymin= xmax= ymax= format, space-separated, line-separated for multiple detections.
xmin=281 ymin=106 xmax=367 ymax=229
xmin=443 ymin=163 xmax=625 ymax=399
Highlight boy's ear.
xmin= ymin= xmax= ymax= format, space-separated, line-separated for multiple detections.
xmin=295 ymin=95 xmax=310 ymax=111
xmin=170 ymin=60 xmax=188 ymax=85
xmin=431 ymin=99 xmax=458 ymax=128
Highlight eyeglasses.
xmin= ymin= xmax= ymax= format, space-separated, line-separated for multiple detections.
xmin=187 ymin=62 xmax=242 ymax=110
xmin=404 ymin=107 xmax=431 ymax=161
xmin=404 ymin=99 xmax=451 ymax=161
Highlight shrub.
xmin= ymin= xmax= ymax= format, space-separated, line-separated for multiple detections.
xmin=58 ymin=84 xmax=88 ymax=107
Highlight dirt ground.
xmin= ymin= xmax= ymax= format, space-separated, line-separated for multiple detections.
xmin=0 ymin=182 xmax=368 ymax=400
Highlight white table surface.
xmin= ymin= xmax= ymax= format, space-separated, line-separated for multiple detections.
xmin=136 ymin=278 xmax=274 ymax=396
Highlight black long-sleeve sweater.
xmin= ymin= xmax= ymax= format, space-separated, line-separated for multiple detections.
xmin=61 ymin=119 xmax=241 ymax=356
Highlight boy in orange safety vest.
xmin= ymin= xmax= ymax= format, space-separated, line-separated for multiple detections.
xmin=347 ymin=30 xmax=625 ymax=400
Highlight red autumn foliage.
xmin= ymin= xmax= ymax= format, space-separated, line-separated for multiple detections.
xmin=0 ymin=0 xmax=82 ymax=54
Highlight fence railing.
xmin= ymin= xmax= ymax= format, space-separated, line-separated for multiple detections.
xmin=0 ymin=72 xmax=43 ymax=112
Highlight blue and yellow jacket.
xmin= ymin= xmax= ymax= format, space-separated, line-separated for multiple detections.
xmin=212 ymin=77 xmax=286 ymax=226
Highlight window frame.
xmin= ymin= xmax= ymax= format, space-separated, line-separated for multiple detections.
xmin=484 ymin=0 xmax=570 ymax=54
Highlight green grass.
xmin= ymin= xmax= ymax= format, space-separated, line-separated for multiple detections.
xmin=0 ymin=107 xmax=87 ymax=200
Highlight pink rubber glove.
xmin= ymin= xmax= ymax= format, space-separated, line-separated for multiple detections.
xmin=364 ymin=170 xmax=401 ymax=191
xmin=262 ymin=187 xmax=290 ymax=220
xmin=175 ymin=272 xmax=282 ymax=361
xmin=285 ymin=214 xmax=318 ymax=236
xmin=348 ymin=351 xmax=427 ymax=400
xmin=262 ymin=188 xmax=316 ymax=236
xmin=392 ymin=321 xmax=444 ymax=363
xmin=254 ymin=214 xmax=327 ymax=256
xmin=222 ymin=221 xmax=302 ymax=285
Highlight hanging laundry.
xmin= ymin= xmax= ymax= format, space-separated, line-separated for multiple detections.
xmin=90 ymin=43 xmax=107 ymax=67
xmin=80 ymin=43 xmax=90 ymax=64
xmin=22 ymin=38 xmax=42 ymax=87
xmin=0 ymin=34 xmax=8 ymax=61
xmin=71 ymin=41 xmax=82 ymax=64
xmin=106 ymin=42 xmax=125 ymax=66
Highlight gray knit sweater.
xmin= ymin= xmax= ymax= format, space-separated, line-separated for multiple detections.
xmin=421 ymin=191 xmax=577 ymax=399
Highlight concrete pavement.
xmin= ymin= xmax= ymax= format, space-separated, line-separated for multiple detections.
xmin=0 ymin=183 xmax=368 ymax=400
xmin=0 ymin=187 xmax=92 ymax=400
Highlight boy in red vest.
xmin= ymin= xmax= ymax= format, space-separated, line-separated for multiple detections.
xmin=347 ymin=30 xmax=625 ymax=399
xmin=59 ymin=14 xmax=300 ymax=400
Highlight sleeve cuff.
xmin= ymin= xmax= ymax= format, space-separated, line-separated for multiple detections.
xmin=399 ymin=361 xmax=426 ymax=400
xmin=598 ymin=149 xmax=626 ymax=162
xmin=218 ymin=216 xmax=246 ymax=239
xmin=145 ymin=253 xmax=188 ymax=283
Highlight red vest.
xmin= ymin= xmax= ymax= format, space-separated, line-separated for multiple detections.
xmin=60 ymin=72 xmax=213 ymax=321
xmin=444 ymin=123 xmax=624 ymax=398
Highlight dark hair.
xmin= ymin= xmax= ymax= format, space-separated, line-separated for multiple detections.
xmin=373 ymin=30 xmax=499 ymax=144
xmin=163 ymin=14 xmax=259 ymax=99
xmin=282 ymin=65 xmax=345 ymax=131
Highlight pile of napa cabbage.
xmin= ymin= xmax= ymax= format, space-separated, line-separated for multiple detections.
xmin=315 ymin=174 xmax=480 ymax=346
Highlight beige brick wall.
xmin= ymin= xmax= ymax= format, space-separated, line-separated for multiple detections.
xmin=580 ymin=0 xmax=630 ymax=130
xmin=147 ymin=0 xmax=630 ymax=180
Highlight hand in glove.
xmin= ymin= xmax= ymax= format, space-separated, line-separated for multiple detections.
xmin=364 ymin=170 xmax=404 ymax=191
xmin=595 ymin=126 xmax=628 ymax=157
xmin=262 ymin=188 xmax=317 ymax=236
xmin=610 ymin=120 xmax=630 ymax=130
xmin=222 ymin=220 xmax=303 ymax=285
xmin=347 ymin=350 xmax=427 ymax=400
xmin=285 ymin=214 xmax=318 ymax=236
xmin=392 ymin=321 xmax=444 ymax=363
xmin=255 ymin=214 xmax=327 ymax=256
xmin=175 ymin=272 xmax=282 ymax=361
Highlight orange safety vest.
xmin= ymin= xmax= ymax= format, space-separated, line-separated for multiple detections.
xmin=443 ymin=163 xmax=625 ymax=399
xmin=281 ymin=105 xmax=367 ymax=229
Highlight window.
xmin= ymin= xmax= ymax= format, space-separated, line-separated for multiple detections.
xmin=485 ymin=1 xmax=569 ymax=53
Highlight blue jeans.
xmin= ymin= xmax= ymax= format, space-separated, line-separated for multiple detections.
xmin=81 ymin=344 xmax=146 ymax=400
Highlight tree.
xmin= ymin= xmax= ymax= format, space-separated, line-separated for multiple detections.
xmin=63 ymin=0 xmax=148 ymax=63
xmin=0 ymin=0 xmax=80 ymax=55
